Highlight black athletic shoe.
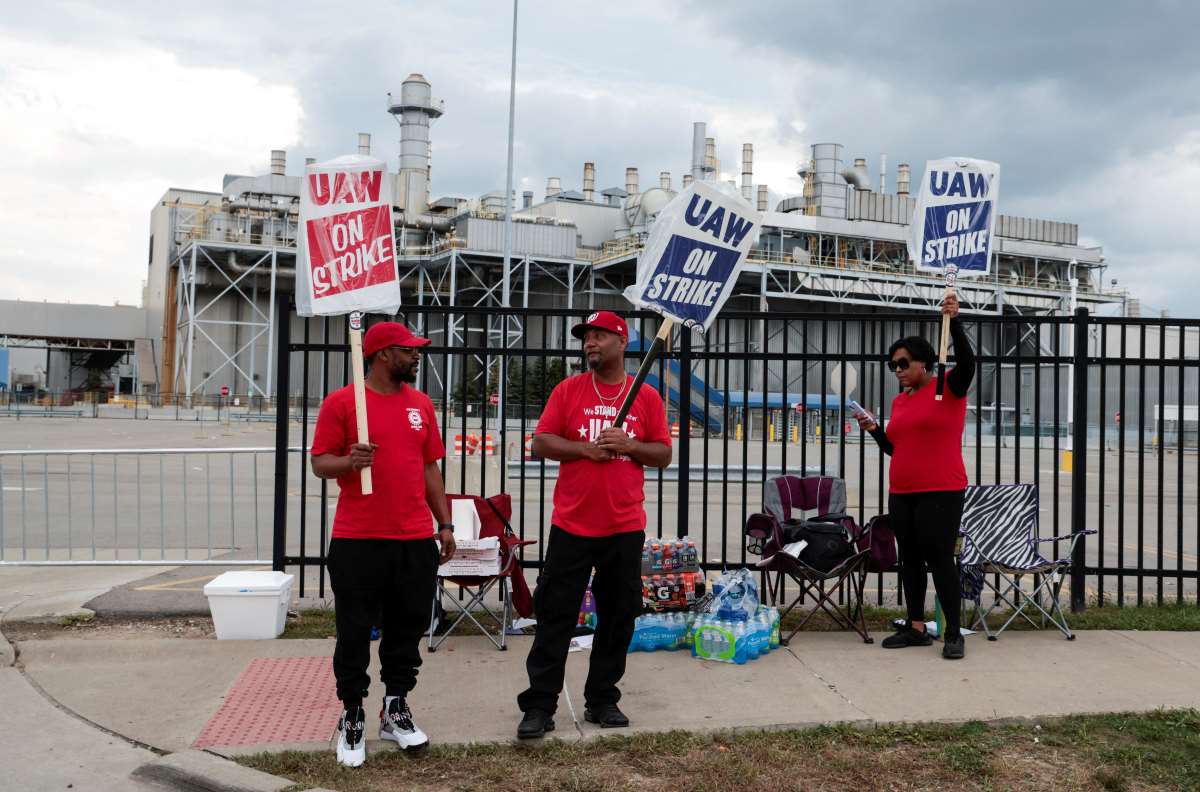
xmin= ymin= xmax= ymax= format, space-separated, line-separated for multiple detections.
xmin=583 ymin=704 xmax=630 ymax=728
xmin=881 ymin=625 xmax=934 ymax=649
xmin=517 ymin=709 xmax=555 ymax=739
xmin=943 ymin=633 xmax=965 ymax=659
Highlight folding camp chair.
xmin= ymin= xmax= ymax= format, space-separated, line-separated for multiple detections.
xmin=958 ymin=483 xmax=1095 ymax=641
xmin=745 ymin=475 xmax=874 ymax=644
xmin=429 ymin=493 xmax=535 ymax=651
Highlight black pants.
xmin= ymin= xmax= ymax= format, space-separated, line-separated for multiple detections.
xmin=327 ymin=537 xmax=438 ymax=708
xmin=889 ymin=490 xmax=965 ymax=639
xmin=518 ymin=526 xmax=644 ymax=715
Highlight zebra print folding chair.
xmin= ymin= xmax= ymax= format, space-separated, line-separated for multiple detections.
xmin=959 ymin=483 xmax=1095 ymax=640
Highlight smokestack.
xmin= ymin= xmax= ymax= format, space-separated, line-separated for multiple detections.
xmin=522 ymin=190 xmax=533 ymax=209
xmin=388 ymin=73 xmax=444 ymax=216
xmin=879 ymin=153 xmax=887 ymax=193
xmin=741 ymin=143 xmax=753 ymax=202
xmin=269 ymin=149 xmax=286 ymax=176
xmin=704 ymin=137 xmax=716 ymax=177
xmin=757 ymin=184 xmax=769 ymax=212
xmin=842 ymin=157 xmax=870 ymax=191
xmin=357 ymin=133 xmax=371 ymax=155
xmin=625 ymin=167 xmax=639 ymax=196
xmin=660 ymin=171 xmax=671 ymax=190
xmin=691 ymin=122 xmax=706 ymax=182
xmin=897 ymin=163 xmax=911 ymax=195
xmin=682 ymin=174 xmax=694 ymax=188
xmin=546 ymin=176 xmax=561 ymax=198
xmin=583 ymin=162 xmax=595 ymax=202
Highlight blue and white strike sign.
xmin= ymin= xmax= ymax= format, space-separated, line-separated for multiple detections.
xmin=908 ymin=157 xmax=1000 ymax=277
xmin=624 ymin=180 xmax=762 ymax=332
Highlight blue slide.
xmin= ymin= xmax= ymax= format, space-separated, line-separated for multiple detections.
xmin=626 ymin=327 xmax=725 ymax=435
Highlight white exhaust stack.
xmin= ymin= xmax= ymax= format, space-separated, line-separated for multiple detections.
xmin=705 ymin=137 xmax=716 ymax=177
xmin=304 ymin=157 xmax=316 ymax=167
xmin=546 ymin=176 xmax=561 ymax=198
xmin=625 ymin=167 xmax=639 ymax=197
xmin=660 ymin=171 xmax=671 ymax=190
xmin=691 ymin=122 xmax=706 ymax=182
xmin=269 ymin=150 xmax=286 ymax=176
xmin=522 ymin=190 xmax=533 ymax=209
xmin=357 ymin=133 xmax=371 ymax=155
xmin=897 ymin=163 xmax=911 ymax=195
xmin=757 ymin=184 xmax=769 ymax=212
xmin=741 ymin=144 xmax=753 ymax=201
xmin=583 ymin=162 xmax=595 ymax=202
xmin=879 ymin=153 xmax=887 ymax=193
xmin=682 ymin=174 xmax=694 ymax=188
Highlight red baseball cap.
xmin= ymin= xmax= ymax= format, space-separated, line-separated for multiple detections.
xmin=571 ymin=310 xmax=628 ymax=340
xmin=362 ymin=322 xmax=430 ymax=357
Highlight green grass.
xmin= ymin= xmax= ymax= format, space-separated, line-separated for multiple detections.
xmin=238 ymin=709 xmax=1200 ymax=792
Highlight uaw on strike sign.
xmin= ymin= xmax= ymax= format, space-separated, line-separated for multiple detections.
xmin=296 ymin=155 xmax=402 ymax=317
xmin=907 ymin=157 xmax=1001 ymax=277
xmin=624 ymin=180 xmax=762 ymax=331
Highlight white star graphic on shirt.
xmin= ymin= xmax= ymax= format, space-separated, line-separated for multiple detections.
xmin=626 ymin=428 xmax=637 ymax=439
xmin=577 ymin=424 xmax=588 ymax=438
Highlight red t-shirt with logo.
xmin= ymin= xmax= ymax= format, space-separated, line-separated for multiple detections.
xmin=884 ymin=378 xmax=969 ymax=494
xmin=311 ymin=384 xmax=445 ymax=540
xmin=535 ymin=373 xmax=672 ymax=537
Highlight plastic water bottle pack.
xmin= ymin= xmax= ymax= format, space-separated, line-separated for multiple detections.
xmin=628 ymin=611 xmax=693 ymax=652
xmin=691 ymin=605 xmax=780 ymax=664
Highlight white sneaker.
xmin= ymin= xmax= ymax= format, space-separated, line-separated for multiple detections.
xmin=335 ymin=706 xmax=367 ymax=767
xmin=379 ymin=696 xmax=429 ymax=750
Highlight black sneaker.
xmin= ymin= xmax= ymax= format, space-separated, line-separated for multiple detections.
xmin=943 ymin=633 xmax=965 ymax=659
xmin=583 ymin=704 xmax=630 ymax=728
xmin=881 ymin=625 xmax=933 ymax=649
xmin=380 ymin=696 xmax=428 ymax=750
xmin=335 ymin=706 xmax=366 ymax=767
xmin=517 ymin=709 xmax=555 ymax=739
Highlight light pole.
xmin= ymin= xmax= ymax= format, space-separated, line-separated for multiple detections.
xmin=1063 ymin=258 xmax=1079 ymax=471
xmin=498 ymin=0 xmax=518 ymax=441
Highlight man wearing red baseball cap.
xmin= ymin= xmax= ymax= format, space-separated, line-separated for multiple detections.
xmin=310 ymin=321 xmax=455 ymax=766
xmin=516 ymin=310 xmax=672 ymax=738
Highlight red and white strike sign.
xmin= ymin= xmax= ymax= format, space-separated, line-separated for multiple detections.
xmin=296 ymin=156 xmax=403 ymax=495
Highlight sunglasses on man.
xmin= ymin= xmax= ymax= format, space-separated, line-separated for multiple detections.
xmin=886 ymin=357 xmax=913 ymax=372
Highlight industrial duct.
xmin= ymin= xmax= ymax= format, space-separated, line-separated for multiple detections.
xmin=841 ymin=157 xmax=870 ymax=190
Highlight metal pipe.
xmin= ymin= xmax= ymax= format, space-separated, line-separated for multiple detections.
xmin=502 ymin=0 xmax=519 ymax=309
xmin=357 ymin=133 xmax=371 ymax=155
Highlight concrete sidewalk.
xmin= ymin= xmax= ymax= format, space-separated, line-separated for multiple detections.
xmin=10 ymin=628 xmax=1200 ymax=760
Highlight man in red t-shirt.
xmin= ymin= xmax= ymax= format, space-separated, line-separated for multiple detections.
xmin=516 ymin=310 xmax=672 ymax=739
xmin=311 ymin=321 xmax=455 ymax=767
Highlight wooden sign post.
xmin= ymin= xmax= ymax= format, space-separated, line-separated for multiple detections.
xmin=348 ymin=311 xmax=373 ymax=494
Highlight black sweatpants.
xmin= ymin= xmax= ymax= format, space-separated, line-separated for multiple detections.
xmin=889 ymin=490 xmax=965 ymax=639
xmin=327 ymin=537 xmax=438 ymax=708
xmin=518 ymin=526 xmax=644 ymax=715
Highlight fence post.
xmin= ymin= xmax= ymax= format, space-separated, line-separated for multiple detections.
xmin=272 ymin=298 xmax=291 ymax=572
xmin=677 ymin=328 xmax=691 ymax=539
xmin=1070 ymin=306 xmax=1089 ymax=612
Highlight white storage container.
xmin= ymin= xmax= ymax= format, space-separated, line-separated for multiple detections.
xmin=203 ymin=571 xmax=295 ymax=640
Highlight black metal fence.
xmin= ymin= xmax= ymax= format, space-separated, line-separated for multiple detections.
xmin=272 ymin=300 xmax=1200 ymax=610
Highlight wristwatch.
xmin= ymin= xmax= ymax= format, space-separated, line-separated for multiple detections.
xmin=437 ymin=523 xmax=455 ymax=533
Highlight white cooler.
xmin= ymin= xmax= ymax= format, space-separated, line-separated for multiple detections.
xmin=203 ymin=571 xmax=295 ymax=640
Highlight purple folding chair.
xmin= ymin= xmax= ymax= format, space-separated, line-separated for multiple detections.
xmin=745 ymin=475 xmax=874 ymax=644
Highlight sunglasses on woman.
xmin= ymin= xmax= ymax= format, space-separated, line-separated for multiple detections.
xmin=886 ymin=357 xmax=912 ymax=372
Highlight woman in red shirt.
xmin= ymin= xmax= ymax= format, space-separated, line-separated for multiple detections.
xmin=858 ymin=295 xmax=974 ymax=659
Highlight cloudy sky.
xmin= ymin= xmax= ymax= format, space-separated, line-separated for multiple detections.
xmin=2 ymin=1 xmax=1197 ymax=314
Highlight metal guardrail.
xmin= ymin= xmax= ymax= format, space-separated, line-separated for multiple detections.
xmin=0 ymin=447 xmax=303 ymax=567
